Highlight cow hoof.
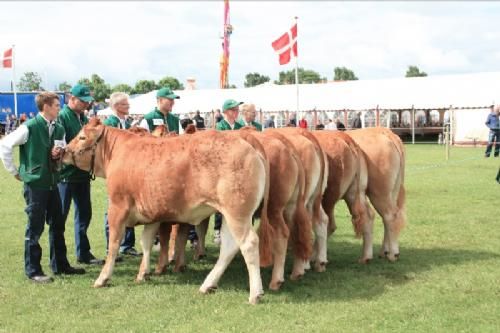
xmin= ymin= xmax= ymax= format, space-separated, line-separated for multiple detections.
xmin=289 ymin=272 xmax=304 ymax=281
xmin=269 ymin=280 xmax=284 ymax=291
xmin=249 ymin=293 xmax=263 ymax=305
xmin=358 ymin=257 xmax=372 ymax=264
xmin=195 ymin=254 xmax=206 ymax=261
xmin=173 ymin=265 xmax=186 ymax=273
xmin=200 ymin=286 xmax=218 ymax=294
xmin=135 ymin=273 xmax=150 ymax=283
xmin=379 ymin=251 xmax=389 ymax=259
xmin=154 ymin=266 xmax=167 ymax=276
xmin=314 ymin=262 xmax=326 ymax=273
xmin=387 ymin=254 xmax=398 ymax=262
xmin=93 ymin=278 xmax=108 ymax=288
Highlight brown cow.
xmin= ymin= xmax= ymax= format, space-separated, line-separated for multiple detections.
xmin=268 ymin=128 xmax=330 ymax=274
xmin=62 ymin=118 xmax=274 ymax=304
xmin=347 ymin=127 xmax=406 ymax=261
xmin=312 ymin=131 xmax=375 ymax=263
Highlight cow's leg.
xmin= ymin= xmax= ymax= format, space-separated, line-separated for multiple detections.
xmin=194 ymin=218 xmax=209 ymax=260
xmin=137 ymin=222 xmax=161 ymax=282
xmin=371 ymin=197 xmax=401 ymax=262
xmin=344 ymin=188 xmax=375 ymax=264
xmin=311 ymin=207 xmax=329 ymax=272
xmin=268 ymin=208 xmax=289 ymax=291
xmin=94 ymin=206 xmax=127 ymax=288
xmin=168 ymin=224 xmax=178 ymax=263
xmin=173 ymin=223 xmax=190 ymax=272
xmin=155 ymin=222 xmax=172 ymax=275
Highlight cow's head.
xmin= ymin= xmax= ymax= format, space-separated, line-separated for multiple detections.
xmin=62 ymin=118 xmax=106 ymax=175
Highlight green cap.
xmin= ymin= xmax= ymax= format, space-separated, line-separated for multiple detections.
xmin=157 ymin=87 xmax=180 ymax=99
xmin=223 ymin=99 xmax=243 ymax=112
xmin=70 ymin=84 xmax=94 ymax=103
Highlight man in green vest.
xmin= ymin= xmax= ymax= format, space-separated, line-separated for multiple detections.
xmin=139 ymin=87 xmax=181 ymax=134
xmin=0 ymin=92 xmax=85 ymax=283
xmin=216 ymin=99 xmax=243 ymax=131
xmin=212 ymin=99 xmax=244 ymax=244
xmin=58 ymin=84 xmax=104 ymax=265
xmin=238 ymin=103 xmax=263 ymax=131
xmin=103 ymin=92 xmax=140 ymax=258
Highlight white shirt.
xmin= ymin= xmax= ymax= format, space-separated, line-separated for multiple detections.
xmin=325 ymin=122 xmax=337 ymax=131
xmin=0 ymin=115 xmax=62 ymax=176
xmin=139 ymin=116 xmax=184 ymax=134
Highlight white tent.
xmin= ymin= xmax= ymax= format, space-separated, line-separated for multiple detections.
xmin=97 ymin=71 xmax=500 ymax=144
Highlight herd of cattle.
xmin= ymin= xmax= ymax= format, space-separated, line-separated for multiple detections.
xmin=62 ymin=118 xmax=406 ymax=304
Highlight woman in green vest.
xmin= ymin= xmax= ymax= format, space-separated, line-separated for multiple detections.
xmin=103 ymin=92 xmax=140 ymax=258
xmin=0 ymin=92 xmax=85 ymax=283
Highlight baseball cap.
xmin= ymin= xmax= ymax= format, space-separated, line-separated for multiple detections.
xmin=70 ymin=84 xmax=94 ymax=103
xmin=157 ymin=87 xmax=180 ymax=99
xmin=223 ymin=99 xmax=243 ymax=112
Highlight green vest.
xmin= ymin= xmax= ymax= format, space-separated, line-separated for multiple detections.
xmin=237 ymin=119 xmax=263 ymax=131
xmin=216 ymin=119 xmax=243 ymax=131
xmin=19 ymin=115 xmax=65 ymax=189
xmin=57 ymin=105 xmax=90 ymax=182
xmin=104 ymin=114 xmax=131 ymax=129
xmin=144 ymin=108 xmax=179 ymax=134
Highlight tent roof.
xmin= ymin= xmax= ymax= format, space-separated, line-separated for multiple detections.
xmin=98 ymin=71 xmax=500 ymax=116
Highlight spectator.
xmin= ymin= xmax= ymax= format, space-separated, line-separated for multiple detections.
xmin=213 ymin=99 xmax=244 ymax=244
xmin=325 ymin=118 xmax=337 ymax=130
xmin=193 ymin=110 xmax=205 ymax=129
xmin=288 ymin=113 xmax=297 ymax=127
xmin=238 ymin=103 xmax=262 ymax=131
xmin=352 ymin=112 xmax=362 ymax=129
xmin=103 ymin=92 xmax=140 ymax=257
xmin=298 ymin=115 xmax=308 ymax=129
xmin=335 ymin=118 xmax=346 ymax=131
xmin=139 ymin=87 xmax=181 ymax=134
xmin=214 ymin=109 xmax=223 ymax=123
xmin=180 ymin=114 xmax=194 ymax=130
xmin=0 ymin=92 xmax=85 ymax=283
xmin=58 ymin=84 xmax=104 ymax=266
xmin=484 ymin=105 xmax=499 ymax=158
xmin=315 ymin=122 xmax=325 ymax=130
xmin=28 ymin=112 xmax=35 ymax=119
xmin=264 ymin=115 xmax=276 ymax=129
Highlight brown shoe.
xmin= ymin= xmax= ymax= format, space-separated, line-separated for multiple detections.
xmin=30 ymin=275 xmax=54 ymax=284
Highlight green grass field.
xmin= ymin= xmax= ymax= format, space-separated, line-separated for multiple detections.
xmin=0 ymin=144 xmax=499 ymax=333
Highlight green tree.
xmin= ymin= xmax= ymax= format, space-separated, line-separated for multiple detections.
xmin=78 ymin=74 xmax=111 ymax=102
xmin=275 ymin=68 xmax=322 ymax=85
xmin=405 ymin=65 xmax=427 ymax=77
xmin=111 ymin=83 xmax=133 ymax=94
xmin=17 ymin=71 xmax=43 ymax=91
xmin=333 ymin=67 xmax=358 ymax=81
xmin=133 ymin=80 xmax=157 ymax=94
xmin=57 ymin=81 xmax=72 ymax=92
xmin=244 ymin=72 xmax=270 ymax=87
xmin=157 ymin=76 xmax=184 ymax=90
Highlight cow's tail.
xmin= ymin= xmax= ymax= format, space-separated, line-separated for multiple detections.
xmin=239 ymin=131 xmax=274 ymax=267
xmin=386 ymin=130 xmax=407 ymax=234
xmin=299 ymin=129 xmax=326 ymax=225
xmin=290 ymin=149 xmax=313 ymax=260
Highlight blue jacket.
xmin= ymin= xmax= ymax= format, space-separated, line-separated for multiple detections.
xmin=485 ymin=112 xmax=499 ymax=130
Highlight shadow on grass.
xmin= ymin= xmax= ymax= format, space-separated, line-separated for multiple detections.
xmin=87 ymin=240 xmax=499 ymax=303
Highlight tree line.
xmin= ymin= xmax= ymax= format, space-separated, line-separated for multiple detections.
xmin=15 ymin=65 xmax=428 ymax=102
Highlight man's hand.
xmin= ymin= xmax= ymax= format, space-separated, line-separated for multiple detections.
xmin=51 ymin=147 xmax=63 ymax=160
xmin=14 ymin=174 xmax=21 ymax=181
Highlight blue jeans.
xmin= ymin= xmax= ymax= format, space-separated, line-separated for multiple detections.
xmin=23 ymin=184 xmax=71 ymax=277
xmin=104 ymin=210 xmax=135 ymax=252
xmin=485 ymin=130 xmax=499 ymax=157
xmin=58 ymin=181 xmax=93 ymax=261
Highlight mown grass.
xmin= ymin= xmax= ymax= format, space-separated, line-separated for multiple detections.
xmin=0 ymin=144 xmax=499 ymax=333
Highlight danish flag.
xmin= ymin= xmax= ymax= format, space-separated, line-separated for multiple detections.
xmin=271 ymin=24 xmax=297 ymax=65
xmin=2 ymin=48 xmax=12 ymax=68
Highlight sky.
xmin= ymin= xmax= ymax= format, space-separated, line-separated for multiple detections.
xmin=1 ymin=1 xmax=500 ymax=91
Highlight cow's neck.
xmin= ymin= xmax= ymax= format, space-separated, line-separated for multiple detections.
xmin=94 ymin=127 xmax=120 ymax=179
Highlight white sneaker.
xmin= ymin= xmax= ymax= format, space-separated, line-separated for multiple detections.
xmin=213 ymin=230 xmax=221 ymax=245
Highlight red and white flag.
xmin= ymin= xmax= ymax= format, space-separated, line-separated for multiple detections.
xmin=271 ymin=24 xmax=297 ymax=65
xmin=2 ymin=48 xmax=12 ymax=68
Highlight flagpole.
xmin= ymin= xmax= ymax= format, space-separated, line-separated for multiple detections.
xmin=12 ymin=44 xmax=17 ymax=118
xmin=294 ymin=16 xmax=299 ymax=119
